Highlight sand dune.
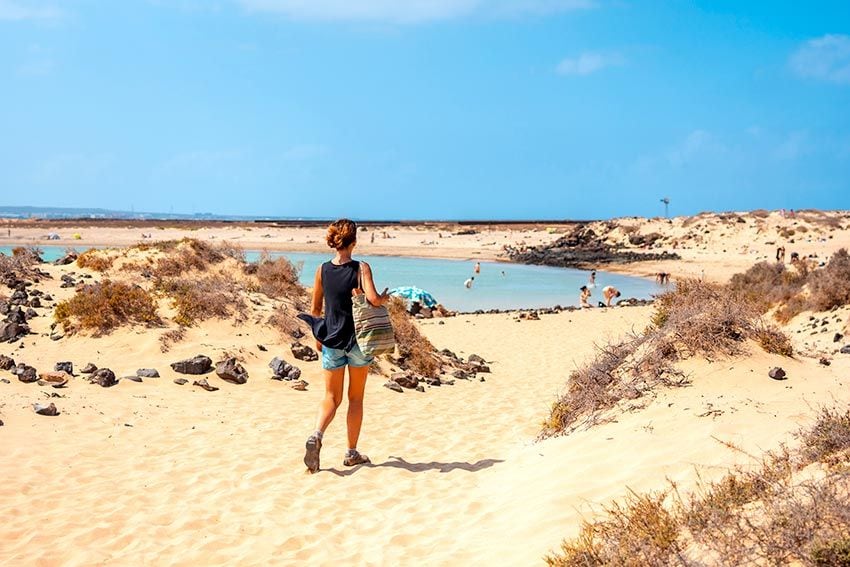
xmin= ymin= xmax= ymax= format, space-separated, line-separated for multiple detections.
xmin=2 ymin=303 xmax=848 ymax=565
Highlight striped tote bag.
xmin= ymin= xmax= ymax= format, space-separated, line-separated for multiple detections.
xmin=352 ymin=269 xmax=396 ymax=357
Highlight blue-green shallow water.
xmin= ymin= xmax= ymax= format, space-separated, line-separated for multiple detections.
xmin=1 ymin=246 xmax=663 ymax=312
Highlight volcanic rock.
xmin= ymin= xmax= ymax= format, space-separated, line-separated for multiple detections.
xmin=768 ymin=367 xmax=787 ymax=380
xmin=291 ymin=342 xmax=319 ymax=362
xmin=173 ymin=378 xmax=188 ymax=385
xmin=170 ymin=355 xmax=212 ymax=375
xmin=290 ymin=379 xmax=309 ymax=391
xmin=92 ymin=368 xmax=117 ymax=388
xmin=384 ymin=381 xmax=403 ymax=393
xmin=0 ymin=354 xmax=15 ymax=370
xmin=0 ymin=321 xmax=29 ymax=342
xmin=391 ymin=372 xmax=419 ymax=389
xmin=15 ymin=364 xmax=38 ymax=383
xmin=136 ymin=368 xmax=160 ymax=378
xmin=54 ymin=361 xmax=73 ymax=374
xmin=216 ymin=358 xmax=248 ymax=385
xmin=123 ymin=375 xmax=143 ymax=383
xmin=33 ymin=402 xmax=59 ymax=416
xmin=193 ymin=378 xmax=219 ymax=392
xmin=39 ymin=371 xmax=70 ymax=388
xmin=81 ymin=362 xmax=97 ymax=374
xmin=841 ymin=345 xmax=850 ymax=355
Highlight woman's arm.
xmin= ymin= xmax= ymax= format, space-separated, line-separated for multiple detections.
xmin=311 ymin=266 xmax=324 ymax=316
xmin=360 ymin=262 xmax=389 ymax=307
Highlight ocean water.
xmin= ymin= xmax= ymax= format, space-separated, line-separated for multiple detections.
xmin=2 ymin=246 xmax=663 ymax=311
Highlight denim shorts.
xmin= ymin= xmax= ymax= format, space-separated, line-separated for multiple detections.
xmin=322 ymin=343 xmax=374 ymax=371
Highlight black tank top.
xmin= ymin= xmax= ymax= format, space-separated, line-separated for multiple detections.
xmin=298 ymin=260 xmax=360 ymax=351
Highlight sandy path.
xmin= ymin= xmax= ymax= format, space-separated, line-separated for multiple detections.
xmin=2 ymin=305 xmax=848 ymax=565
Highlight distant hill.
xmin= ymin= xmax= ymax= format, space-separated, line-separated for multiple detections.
xmin=0 ymin=205 xmax=304 ymax=221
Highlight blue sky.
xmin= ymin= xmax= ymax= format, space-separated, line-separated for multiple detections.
xmin=1 ymin=0 xmax=849 ymax=219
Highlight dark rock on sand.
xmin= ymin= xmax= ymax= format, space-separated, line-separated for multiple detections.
xmin=269 ymin=357 xmax=301 ymax=380
xmin=216 ymin=358 xmax=248 ymax=385
xmin=257 ymin=344 xmax=267 ymax=352
xmin=54 ymin=361 xmax=73 ymax=374
xmin=193 ymin=378 xmax=219 ymax=392
xmin=0 ymin=354 xmax=15 ymax=370
xmin=426 ymin=377 xmax=442 ymax=387
xmin=391 ymin=372 xmax=419 ymax=389
xmin=123 ymin=375 xmax=143 ymax=383
xmin=15 ymin=364 xmax=38 ymax=383
xmin=92 ymin=368 xmax=117 ymax=388
xmin=291 ymin=379 xmax=309 ymax=391
xmin=841 ymin=345 xmax=850 ymax=355
xmin=25 ymin=307 xmax=38 ymax=318
xmin=171 ymin=355 xmax=213 ymax=375
xmin=81 ymin=362 xmax=97 ymax=374
xmin=54 ymin=252 xmax=78 ymax=265
xmin=173 ymin=378 xmax=188 ymax=385
xmin=384 ymin=381 xmax=404 ymax=393
xmin=416 ymin=385 xmax=425 ymax=392
xmin=834 ymin=333 xmax=843 ymax=343
xmin=768 ymin=367 xmax=787 ymax=380
xmin=136 ymin=368 xmax=160 ymax=378
xmin=33 ymin=402 xmax=59 ymax=416
xmin=291 ymin=342 xmax=319 ymax=362
xmin=819 ymin=357 xmax=831 ymax=366
xmin=0 ymin=321 xmax=29 ymax=343
xmin=468 ymin=354 xmax=486 ymax=365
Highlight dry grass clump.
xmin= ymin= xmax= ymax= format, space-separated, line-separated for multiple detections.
xmin=159 ymin=327 xmax=186 ymax=353
xmin=75 ymin=249 xmax=115 ymax=272
xmin=807 ymin=248 xmax=850 ymax=312
xmin=251 ymin=252 xmax=305 ymax=303
xmin=54 ymin=280 xmax=161 ymax=334
xmin=1 ymin=247 xmax=42 ymax=279
xmin=149 ymin=238 xmax=243 ymax=277
xmin=546 ymin=404 xmax=850 ymax=567
xmin=543 ymin=280 xmax=791 ymax=437
xmin=387 ymin=297 xmax=440 ymax=377
xmin=155 ymin=275 xmax=246 ymax=327
xmin=728 ymin=261 xmax=808 ymax=313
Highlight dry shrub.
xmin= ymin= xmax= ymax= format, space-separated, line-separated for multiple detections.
xmin=387 ymin=297 xmax=439 ymax=377
xmin=808 ymin=249 xmax=850 ymax=312
xmin=150 ymin=238 xmax=243 ymax=277
xmin=0 ymin=247 xmax=42 ymax=279
xmin=155 ymin=275 xmax=246 ymax=327
xmin=779 ymin=227 xmax=797 ymax=238
xmin=159 ymin=327 xmax=186 ymax=353
xmin=75 ymin=249 xmax=114 ymax=272
xmin=728 ymin=261 xmax=807 ymax=313
xmin=543 ymin=279 xmax=790 ymax=437
xmin=798 ymin=406 xmax=850 ymax=467
xmin=751 ymin=209 xmax=771 ymax=218
xmin=545 ymin=490 xmax=685 ymax=567
xmin=547 ymin=404 xmax=850 ymax=567
xmin=268 ymin=311 xmax=304 ymax=338
xmin=54 ymin=280 xmax=161 ymax=334
xmin=253 ymin=252 xmax=305 ymax=302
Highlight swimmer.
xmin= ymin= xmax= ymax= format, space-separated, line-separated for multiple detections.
xmin=464 ymin=276 xmax=475 ymax=289
xmin=474 ymin=262 xmax=481 ymax=274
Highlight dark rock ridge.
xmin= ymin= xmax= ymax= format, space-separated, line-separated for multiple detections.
xmin=505 ymin=223 xmax=680 ymax=269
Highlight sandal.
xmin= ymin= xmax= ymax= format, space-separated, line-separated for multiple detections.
xmin=343 ymin=451 xmax=371 ymax=467
xmin=304 ymin=435 xmax=322 ymax=473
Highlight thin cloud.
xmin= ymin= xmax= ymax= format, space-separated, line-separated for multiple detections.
xmin=556 ymin=51 xmax=623 ymax=76
xmin=237 ymin=0 xmax=592 ymax=24
xmin=0 ymin=0 xmax=60 ymax=21
xmin=789 ymin=34 xmax=850 ymax=85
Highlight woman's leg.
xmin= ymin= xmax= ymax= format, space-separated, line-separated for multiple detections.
xmin=346 ymin=364 xmax=369 ymax=450
xmin=315 ymin=367 xmax=346 ymax=433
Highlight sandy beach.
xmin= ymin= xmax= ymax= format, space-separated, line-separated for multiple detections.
xmin=1 ymin=211 xmax=850 ymax=565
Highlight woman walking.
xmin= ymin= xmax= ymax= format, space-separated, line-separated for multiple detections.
xmin=299 ymin=219 xmax=390 ymax=473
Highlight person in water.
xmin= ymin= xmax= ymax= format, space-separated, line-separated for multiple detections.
xmin=588 ymin=270 xmax=596 ymax=287
xmin=474 ymin=262 xmax=481 ymax=274
xmin=464 ymin=276 xmax=475 ymax=289
xmin=298 ymin=219 xmax=390 ymax=473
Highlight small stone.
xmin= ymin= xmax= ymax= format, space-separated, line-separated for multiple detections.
xmin=33 ymin=402 xmax=59 ymax=416
xmin=384 ymin=381 xmax=404 ymax=393
xmin=173 ymin=378 xmax=188 ymax=385
xmin=833 ymin=333 xmax=843 ymax=343
xmin=479 ymin=377 xmax=486 ymax=382
xmin=38 ymin=371 xmax=71 ymax=388
xmin=426 ymin=377 xmax=441 ymax=387
xmin=391 ymin=372 xmax=419 ymax=389
xmin=841 ymin=345 xmax=850 ymax=355
xmin=54 ymin=361 xmax=73 ymax=374
xmin=468 ymin=354 xmax=486 ymax=365
xmin=193 ymin=378 xmax=219 ymax=392
xmin=136 ymin=368 xmax=160 ymax=378
xmin=768 ymin=367 xmax=787 ymax=380
xmin=290 ymin=379 xmax=309 ymax=391
xmin=286 ymin=367 xmax=302 ymax=381
xmin=123 ymin=375 xmax=143 ymax=383
xmin=0 ymin=378 xmax=9 ymax=384
xmin=257 ymin=344 xmax=267 ymax=352
xmin=81 ymin=362 xmax=97 ymax=374
xmin=215 ymin=357 xmax=248 ymax=385
xmin=0 ymin=354 xmax=15 ymax=370
xmin=819 ymin=357 xmax=831 ymax=366
xmin=16 ymin=364 xmax=38 ymax=383
xmin=0 ymin=419 xmax=3 ymax=426
xmin=415 ymin=385 xmax=425 ymax=392
xmin=92 ymin=368 xmax=117 ymax=388
xmin=291 ymin=341 xmax=319 ymax=362
xmin=171 ymin=355 xmax=212 ymax=375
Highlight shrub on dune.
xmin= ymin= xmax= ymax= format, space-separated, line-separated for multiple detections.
xmin=154 ymin=275 xmax=246 ymax=327
xmin=387 ymin=297 xmax=440 ymax=378
xmin=252 ymin=252 xmax=305 ymax=303
xmin=75 ymin=249 xmax=115 ymax=272
xmin=54 ymin=280 xmax=161 ymax=334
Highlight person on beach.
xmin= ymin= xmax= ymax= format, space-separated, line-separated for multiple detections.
xmin=474 ymin=262 xmax=481 ymax=274
xmin=579 ymin=285 xmax=592 ymax=308
xmin=298 ymin=219 xmax=390 ymax=473
xmin=464 ymin=276 xmax=475 ymax=289
xmin=602 ymin=285 xmax=621 ymax=307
